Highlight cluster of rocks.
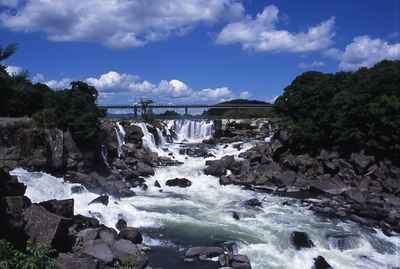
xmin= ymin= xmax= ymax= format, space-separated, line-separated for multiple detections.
xmin=0 ymin=168 xmax=151 ymax=269
xmin=204 ymin=131 xmax=400 ymax=236
xmin=184 ymin=246 xmax=252 ymax=269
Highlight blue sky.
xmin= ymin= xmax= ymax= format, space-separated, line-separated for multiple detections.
xmin=1 ymin=0 xmax=400 ymax=112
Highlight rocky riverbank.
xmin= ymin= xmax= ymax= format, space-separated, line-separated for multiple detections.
xmin=1 ymin=117 xmax=399 ymax=269
xmin=205 ymin=131 xmax=400 ymax=236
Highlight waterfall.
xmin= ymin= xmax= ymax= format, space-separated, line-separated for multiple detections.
xmin=115 ymin=122 xmax=125 ymax=157
xmin=165 ymin=119 xmax=214 ymax=142
xmin=134 ymin=122 xmax=164 ymax=154
xmin=101 ymin=144 xmax=112 ymax=169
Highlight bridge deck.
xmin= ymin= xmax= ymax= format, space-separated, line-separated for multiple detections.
xmin=98 ymin=103 xmax=273 ymax=109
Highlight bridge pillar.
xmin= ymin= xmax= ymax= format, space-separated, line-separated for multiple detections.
xmin=185 ymin=107 xmax=188 ymax=116
xmin=235 ymin=107 xmax=238 ymax=119
xmin=134 ymin=107 xmax=138 ymax=118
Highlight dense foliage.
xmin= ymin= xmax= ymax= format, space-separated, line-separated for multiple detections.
xmin=202 ymin=99 xmax=274 ymax=118
xmin=0 ymin=239 xmax=57 ymax=269
xmin=0 ymin=43 xmax=105 ymax=141
xmin=273 ymin=59 xmax=400 ymax=161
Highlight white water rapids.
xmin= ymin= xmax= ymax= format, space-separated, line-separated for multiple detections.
xmin=10 ymin=120 xmax=400 ymax=269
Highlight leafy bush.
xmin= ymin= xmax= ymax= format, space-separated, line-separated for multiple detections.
xmin=0 ymin=239 xmax=57 ymax=269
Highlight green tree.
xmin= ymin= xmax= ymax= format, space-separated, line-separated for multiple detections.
xmin=273 ymin=60 xmax=400 ymax=161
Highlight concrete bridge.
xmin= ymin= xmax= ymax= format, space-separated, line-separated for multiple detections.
xmin=98 ymin=103 xmax=273 ymax=118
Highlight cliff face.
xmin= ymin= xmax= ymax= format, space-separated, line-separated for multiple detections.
xmin=0 ymin=119 xmax=104 ymax=173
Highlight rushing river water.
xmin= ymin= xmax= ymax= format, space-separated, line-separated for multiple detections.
xmin=10 ymin=120 xmax=400 ymax=269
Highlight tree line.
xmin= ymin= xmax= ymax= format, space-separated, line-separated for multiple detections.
xmin=273 ymin=59 xmax=400 ymax=162
xmin=0 ymin=43 xmax=105 ymax=141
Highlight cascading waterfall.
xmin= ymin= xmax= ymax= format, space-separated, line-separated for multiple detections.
xmin=10 ymin=120 xmax=400 ymax=269
xmin=165 ymin=119 xmax=214 ymax=141
xmin=115 ymin=122 xmax=125 ymax=157
xmin=101 ymin=144 xmax=112 ymax=169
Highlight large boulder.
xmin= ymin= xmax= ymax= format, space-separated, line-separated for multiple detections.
xmin=290 ymin=231 xmax=314 ymax=250
xmin=0 ymin=169 xmax=26 ymax=198
xmin=185 ymin=246 xmax=224 ymax=260
xmin=124 ymin=125 xmax=144 ymax=147
xmin=204 ymin=161 xmax=227 ymax=177
xmin=219 ymin=253 xmax=252 ymax=269
xmin=118 ymin=227 xmax=143 ymax=244
xmin=38 ymin=199 xmax=74 ymax=218
xmin=137 ymin=162 xmax=155 ymax=176
xmin=57 ymin=253 xmax=98 ymax=269
xmin=111 ymin=239 xmax=148 ymax=268
xmin=24 ymin=205 xmax=72 ymax=251
xmin=165 ymin=177 xmax=192 ymax=188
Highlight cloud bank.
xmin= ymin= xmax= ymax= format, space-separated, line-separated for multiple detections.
xmin=215 ymin=6 xmax=336 ymax=53
xmin=0 ymin=0 xmax=245 ymax=49
xmin=33 ymin=70 xmax=244 ymax=104
xmin=2 ymin=1 xmax=399 ymax=78
xmin=324 ymin=35 xmax=400 ymax=71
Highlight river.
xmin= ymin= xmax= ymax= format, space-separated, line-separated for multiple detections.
xmin=10 ymin=120 xmax=400 ymax=269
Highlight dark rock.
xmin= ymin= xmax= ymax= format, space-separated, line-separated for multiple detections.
xmin=38 ymin=199 xmax=74 ymax=218
xmin=1 ymin=195 xmax=31 ymax=219
xmin=221 ymin=253 xmax=252 ymax=269
xmin=230 ymin=160 xmax=251 ymax=175
xmin=382 ymin=178 xmax=400 ymax=193
xmin=310 ymin=180 xmax=342 ymax=195
xmin=0 ymin=169 xmax=26 ymax=198
xmin=312 ymin=255 xmax=332 ymax=269
xmin=273 ymin=172 xmax=295 ymax=188
xmin=260 ymin=161 xmax=282 ymax=172
xmin=57 ymin=253 xmax=98 ymax=269
xmin=350 ymin=152 xmax=375 ymax=174
xmin=185 ymin=246 xmax=224 ymax=259
xmin=118 ymin=227 xmax=143 ymax=244
xmin=124 ymin=125 xmax=144 ymax=146
xmin=220 ymin=174 xmax=236 ymax=185
xmin=137 ymin=162 xmax=155 ymax=176
xmin=111 ymin=239 xmax=148 ymax=268
xmin=342 ymin=188 xmax=365 ymax=204
xmin=88 ymin=195 xmax=109 ymax=206
xmin=326 ymin=233 xmax=360 ymax=251
xmin=290 ymin=231 xmax=314 ymax=250
xmin=116 ymin=218 xmax=127 ymax=231
xmin=204 ymin=161 xmax=227 ymax=177
xmin=154 ymin=180 xmax=161 ymax=188
xmin=348 ymin=214 xmax=375 ymax=227
xmin=81 ymin=242 xmax=115 ymax=266
xmin=142 ymin=152 xmax=159 ymax=167
xmin=24 ymin=205 xmax=71 ymax=251
xmin=247 ymin=197 xmax=266 ymax=206
xmin=232 ymin=211 xmax=240 ymax=220
xmin=72 ymin=214 xmax=99 ymax=231
xmin=165 ymin=177 xmax=192 ymax=188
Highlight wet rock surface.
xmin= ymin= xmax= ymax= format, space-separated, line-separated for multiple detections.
xmin=204 ymin=131 xmax=400 ymax=236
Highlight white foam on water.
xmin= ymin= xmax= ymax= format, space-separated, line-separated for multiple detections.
xmin=10 ymin=120 xmax=400 ymax=269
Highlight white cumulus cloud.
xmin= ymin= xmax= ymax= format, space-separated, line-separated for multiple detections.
xmin=298 ymin=61 xmax=326 ymax=69
xmin=324 ymin=35 xmax=400 ymax=71
xmin=5 ymin=65 xmax=23 ymax=75
xmin=38 ymin=71 xmax=237 ymax=103
xmin=0 ymin=0 xmax=244 ymax=49
xmin=215 ymin=5 xmax=336 ymax=53
xmin=239 ymin=91 xmax=252 ymax=99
